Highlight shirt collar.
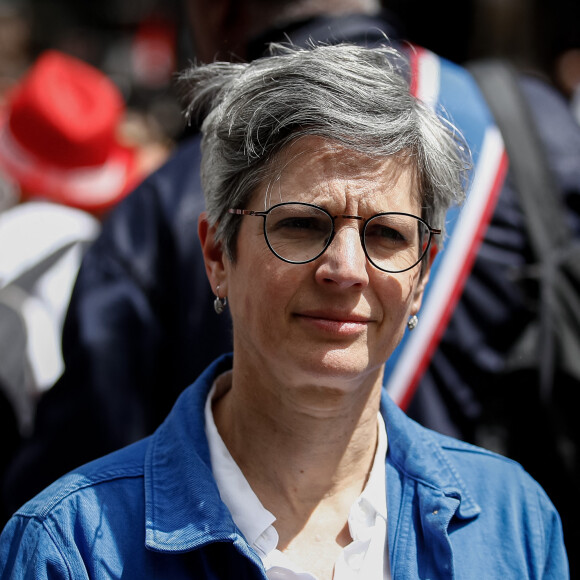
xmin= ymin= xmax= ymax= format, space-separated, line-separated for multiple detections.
xmin=353 ymin=413 xmax=388 ymax=526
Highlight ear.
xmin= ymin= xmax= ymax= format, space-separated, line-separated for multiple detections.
xmin=410 ymin=244 xmax=438 ymax=315
xmin=198 ymin=211 xmax=228 ymax=295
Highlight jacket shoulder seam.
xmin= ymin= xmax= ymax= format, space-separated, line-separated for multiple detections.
xmin=16 ymin=467 xmax=144 ymax=521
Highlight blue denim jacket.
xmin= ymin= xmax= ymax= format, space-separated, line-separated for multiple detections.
xmin=0 ymin=355 xmax=568 ymax=579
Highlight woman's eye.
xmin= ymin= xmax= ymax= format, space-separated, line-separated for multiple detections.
xmin=367 ymin=224 xmax=406 ymax=242
xmin=274 ymin=217 xmax=326 ymax=231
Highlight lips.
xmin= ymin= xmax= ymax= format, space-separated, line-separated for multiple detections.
xmin=297 ymin=310 xmax=372 ymax=324
xmin=295 ymin=309 xmax=373 ymax=335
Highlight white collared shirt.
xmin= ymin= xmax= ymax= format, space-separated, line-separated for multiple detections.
xmin=204 ymin=375 xmax=391 ymax=579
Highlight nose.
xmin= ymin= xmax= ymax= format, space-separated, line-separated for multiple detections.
xmin=314 ymin=224 xmax=370 ymax=289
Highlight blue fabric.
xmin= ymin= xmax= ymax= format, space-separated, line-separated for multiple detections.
xmin=0 ymin=355 xmax=568 ymax=579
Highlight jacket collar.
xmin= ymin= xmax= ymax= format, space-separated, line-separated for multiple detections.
xmin=381 ymin=391 xmax=481 ymax=520
xmin=144 ymin=354 xmax=480 ymax=553
xmin=144 ymin=355 xmax=240 ymax=552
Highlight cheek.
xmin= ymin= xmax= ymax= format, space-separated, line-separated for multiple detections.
xmin=228 ymin=231 xmax=272 ymax=311
xmin=381 ymin=268 xmax=419 ymax=303
xmin=230 ymin=257 xmax=299 ymax=334
xmin=374 ymin=270 xmax=421 ymax=325
xmin=404 ymin=267 xmax=424 ymax=305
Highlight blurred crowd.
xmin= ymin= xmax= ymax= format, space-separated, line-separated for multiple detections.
xmin=1 ymin=0 xmax=580 ymax=152
xmin=0 ymin=0 xmax=177 ymax=499
xmin=0 ymin=0 xmax=184 ymax=150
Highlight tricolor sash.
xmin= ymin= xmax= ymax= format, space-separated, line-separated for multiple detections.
xmin=384 ymin=47 xmax=509 ymax=409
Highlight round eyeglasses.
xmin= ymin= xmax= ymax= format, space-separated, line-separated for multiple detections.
xmin=228 ymin=202 xmax=440 ymax=273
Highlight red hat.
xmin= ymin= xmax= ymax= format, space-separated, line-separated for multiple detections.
xmin=0 ymin=50 xmax=139 ymax=213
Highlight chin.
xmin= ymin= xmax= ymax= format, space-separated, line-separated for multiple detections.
xmin=295 ymin=346 xmax=384 ymax=383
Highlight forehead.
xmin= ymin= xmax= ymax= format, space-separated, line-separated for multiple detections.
xmin=259 ymin=136 xmax=421 ymax=213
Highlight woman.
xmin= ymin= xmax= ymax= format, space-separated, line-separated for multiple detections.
xmin=0 ymin=44 xmax=567 ymax=579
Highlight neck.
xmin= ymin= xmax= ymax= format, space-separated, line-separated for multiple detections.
xmin=212 ymin=361 xmax=383 ymax=524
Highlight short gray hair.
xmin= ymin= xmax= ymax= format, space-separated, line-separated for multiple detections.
xmin=180 ymin=43 xmax=469 ymax=259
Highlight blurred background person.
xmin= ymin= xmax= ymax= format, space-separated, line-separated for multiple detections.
xmin=0 ymin=49 xmax=171 ymax=491
xmin=554 ymin=48 xmax=580 ymax=125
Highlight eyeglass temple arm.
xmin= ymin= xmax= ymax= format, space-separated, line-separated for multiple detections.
xmin=228 ymin=209 xmax=268 ymax=217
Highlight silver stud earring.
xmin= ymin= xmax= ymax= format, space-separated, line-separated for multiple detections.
xmin=213 ymin=285 xmax=227 ymax=315
xmin=407 ymin=314 xmax=418 ymax=331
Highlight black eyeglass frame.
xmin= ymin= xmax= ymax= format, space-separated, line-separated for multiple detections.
xmin=228 ymin=201 xmax=441 ymax=273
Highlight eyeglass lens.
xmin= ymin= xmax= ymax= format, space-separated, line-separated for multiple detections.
xmin=264 ymin=203 xmax=430 ymax=272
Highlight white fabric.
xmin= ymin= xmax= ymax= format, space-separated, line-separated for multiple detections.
xmin=0 ymin=201 xmax=100 ymax=392
xmin=205 ymin=374 xmax=391 ymax=579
